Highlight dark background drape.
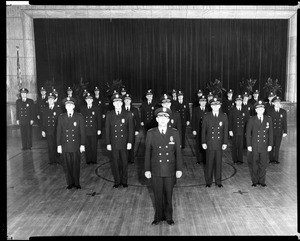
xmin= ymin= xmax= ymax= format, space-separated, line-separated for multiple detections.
xmin=34 ymin=19 xmax=288 ymax=102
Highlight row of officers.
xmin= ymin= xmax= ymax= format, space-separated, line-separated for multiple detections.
xmin=16 ymin=86 xmax=287 ymax=226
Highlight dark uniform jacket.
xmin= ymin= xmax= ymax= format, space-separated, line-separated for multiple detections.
xmin=222 ymin=98 xmax=235 ymax=115
xmin=201 ymin=112 xmax=228 ymax=150
xmin=80 ymin=105 xmax=102 ymax=136
xmin=265 ymin=102 xmax=274 ymax=116
xmin=177 ymin=101 xmax=190 ymax=125
xmin=267 ymin=108 xmax=287 ymax=136
xmin=171 ymin=99 xmax=180 ymax=111
xmin=249 ymin=98 xmax=259 ymax=116
xmin=168 ymin=111 xmax=182 ymax=135
xmin=246 ymin=115 xmax=273 ymax=153
xmin=105 ymin=110 xmax=134 ymax=150
xmin=93 ymin=96 xmax=105 ymax=116
xmin=16 ymin=98 xmax=35 ymax=125
xmin=228 ymin=106 xmax=250 ymax=135
xmin=42 ymin=104 xmax=62 ymax=134
xmin=140 ymin=101 xmax=156 ymax=125
xmin=123 ymin=105 xmax=141 ymax=132
xmin=56 ymin=112 xmax=86 ymax=153
xmin=35 ymin=95 xmax=47 ymax=119
xmin=191 ymin=106 xmax=208 ymax=135
xmin=144 ymin=127 xmax=183 ymax=177
xmin=242 ymin=102 xmax=252 ymax=115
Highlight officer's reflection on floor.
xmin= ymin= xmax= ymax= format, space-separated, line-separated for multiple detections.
xmin=21 ymin=151 xmax=39 ymax=187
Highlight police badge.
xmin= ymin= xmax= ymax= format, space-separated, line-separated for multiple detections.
xmin=74 ymin=122 xmax=77 ymax=126
xmin=171 ymin=119 xmax=174 ymax=124
xmin=242 ymin=113 xmax=245 ymax=116
xmin=280 ymin=114 xmax=283 ymax=118
xmin=169 ymin=136 xmax=175 ymax=144
xmin=219 ymin=121 xmax=222 ymax=127
xmin=26 ymin=104 xmax=29 ymax=107
xmin=152 ymin=107 xmax=154 ymax=110
xmin=122 ymin=119 xmax=125 ymax=123
xmin=92 ymin=111 xmax=95 ymax=115
xmin=53 ymin=112 xmax=56 ymax=116
xmin=184 ymin=105 xmax=186 ymax=108
xmin=266 ymin=122 xmax=269 ymax=129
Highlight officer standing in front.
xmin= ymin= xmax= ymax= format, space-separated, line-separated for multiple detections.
xmin=80 ymin=93 xmax=102 ymax=164
xmin=246 ymin=100 xmax=273 ymax=187
xmin=267 ymin=97 xmax=287 ymax=164
xmin=177 ymin=90 xmax=190 ymax=149
xmin=201 ymin=97 xmax=228 ymax=188
xmin=16 ymin=88 xmax=35 ymax=150
xmin=42 ymin=92 xmax=62 ymax=164
xmin=192 ymin=95 xmax=208 ymax=164
xmin=228 ymin=95 xmax=250 ymax=164
xmin=57 ymin=97 xmax=86 ymax=189
xmin=144 ymin=107 xmax=183 ymax=226
xmin=123 ymin=93 xmax=141 ymax=164
xmin=105 ymin=92 xmax=134 ymax=188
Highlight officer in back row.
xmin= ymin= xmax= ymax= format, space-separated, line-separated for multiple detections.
xmin=36 ymin=86 xmax=48 ymax=131
xmin=201 ymin=96 xmax=228 ymax=188
xmin=80 ymin=93 xmax=102 ymax=164
xmin=105 ymin=92 xmax=134 ymax=188
xmin=42 ymin=92 xmax=62 ymax=164
xmin=144 ymin=107 xmax=183 ymax=226
xmin=222 ymin=89 xmax=235 ymax=115
xmin=140 ymin=89 xmax=157 ymax=134
xmin=192 ymin=95 xmax=208 ymax=164
xmin=267 ymin=96 xmax=287 ymax=164
xmin=228 ymin=95 xmax=250 ymax=165
xmin=16 ymin=88 xmax=35 ymax=150
xmin=176 ymin=91 xmax=190 ymax=149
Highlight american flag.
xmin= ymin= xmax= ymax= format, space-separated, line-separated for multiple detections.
xmin=16 ymin=46 xmax=22 ymax=89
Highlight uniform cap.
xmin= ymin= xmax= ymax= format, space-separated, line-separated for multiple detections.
xmin=124 ymin=93 xmax=132 ymax=100
xmin=235 ymin=95 xmax=243 ymax=101
xmin=154 ymin=107 xmax=172 ymax=117
xmin=272 ymin=96 xmax=281 ymax=103
xmin=40 ymin=87 xmax=46 ymax=92
xmin=20 ymin=88 xmax=28 ymax=93
xmin=111 ymin=92 xmax=122 ymax=102
xmin=177 ymin=90 xmax=184 ymax=97
xmin=85 ymin=93 xmax=93 ymax=99
xmin=146 ymin=89 xmax=153 ymax=96
xmin=227 ymin=89 xmax=233 ymax=94
xmin=253 ymin=90 xmax=259 ymax=95
xmin=63 ymin=97 xmax=76 ymax=105
xmin=52 ymin=89 xmax=58 ymax=95
xmin=242 ymin=92 xmax=249 ymax=98
xmin=160 ymin=94 xmax=172 ymax=103
xmin=254 ymin=100 xmax=265 ymax=109
xmin=199 ymin=95 xmax=206 ymax=101
xmin=171 ymin=89 xmax=177 ymax=94
xmin=268 ymin=92 xmax=276 ymax=98
xmin=47 ymin=93 xmax=56 ymax=100
xmin=67 ymin=86 xmax=72 ymax=92
xmin=209 ymin=97 xmax=222 ymax=105
xmin=207 ymin=92 xmax=213 ymax=97
xmin=197 ymin=89 xmax=202 ymax=94
xmin=121 ymin=87 xmax=126 ymax=92
xmin=94 ymin=86 xmax=100 ymax=92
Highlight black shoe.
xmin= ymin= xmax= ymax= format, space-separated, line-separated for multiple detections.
xmin=205 ymin=184 xmax=211 ymax=188
xmin=151 ymin=220 xmax=160 ymax=225
xmin=113 ymin=184 xmax=120 ymax=188
xmin=269 ymin=160 xmax=275 ymax=163
xmin=275 ymin=161 xmax=280 ymax=164
xmin=217 ymin=184 xmax=223 ymax=188
xmin=251 ymin=183 xmax=257 ymax=187
xmin=260 ymin=184 xmax=267 ymax=187
xmin=75 ymin=185 xmax=81 ymax=189
xmin=66 ymin=185 xmax=74 ymax=189
xmin=122 ymin=184 xmax=128 ymax=188
xmin=238 ymin=161 xmax=243 ymax=164
xmin=196 ymin=161 xmax=200 ymax=164
xmin=166 ymin=220 xmax=175 ymax=225
xmin=233 ymin=161 xmax=237 ymax=165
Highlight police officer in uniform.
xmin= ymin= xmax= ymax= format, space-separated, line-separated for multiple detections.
xmin=52 ymin=88 xmax=63 ymax=112
xmin=80 ymin=93 xmax=102 ymax=164
xmin=57 ymin=97 xmax=86 ymax=189
xmin=120 ymin=87 xmax=127 ymax=97
xmin=42 ymin=93 xmax=62 ymax=164
xmin=93 ymin=86 xmax=106 ymax=135
xmin=192 ymin=95 xmax=208 ymax=164
xmin=206 ymin=92 xmax=214 ymax=112
xmin=140 ymin=89 xmax=157 ymax=134
xmin=249 ymin=90 xmax=260 ymax=116
xmin=144 ymin=107 xmax=183 ymax=226
xmin=170 ymin=89 xmax=179 ymax=111
xmin=35 ymin=86 xmax=48 ymax=130
xmin=265 ymin=92 xmax=276 ymax=115
xmin=268 ymin=97 xmax=287 ymax=164
xmin=105 ymin=92 xmax=134 ymax=188
xmin=123 ymin=93 xmax=141 ymax=164
xmin=16 ymin=88 xmax=35 ymax=150
xmin=192 ymin=89 xmax=203 ymax=108
xmin=177 ymin=91 xmax=190 ymax=149
xmin=160 ymin=94 xmax=182 ymax=145
xmin=246 ymin=100 xmax=273 ymax=187
xmin=222 ymin=89 xmax=235 ymax=115
xmin=201 ymin=97 xmax=228 ymax=188
xmin=228 ymin=95 xmax=250 ymax=164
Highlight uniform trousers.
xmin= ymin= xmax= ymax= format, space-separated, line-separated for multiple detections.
xmin=127 ymin=137 xmax=135 ymax=163
xmin=205 ymin=149 xmax=222 ymax=185
xmin=20 ymin=124 xmax=32 ymax=149
xmin=46 ymin=132 xmax=58 ymax=163
xmin=61 ymin=152 xmax=81 ymax=186
xmin=181 ymin=125 xmax=186 ymax=148
xmin=247 ymin=151 xmax=267 ymax=185
xmin=195 ymin=135 xmax=206 ymax=164
xmin=151 ymin=176 xmax=175 ymax=221
xmin=269 ymin=135 xmax=282 ymax=162
xmin=231 ymin=134 xmax=244 ymax=163
xmin=111 ymin=149 xmax=128 ymax=185
xmin=85 ymin=135 xmax=98 ymax=163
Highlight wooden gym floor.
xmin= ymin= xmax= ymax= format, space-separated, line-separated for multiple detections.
xmin=7 ymin=124 xmax=298 ymax=238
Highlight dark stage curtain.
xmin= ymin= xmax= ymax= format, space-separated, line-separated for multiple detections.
xmin=34 ymin=19 xmax=288 ymax=102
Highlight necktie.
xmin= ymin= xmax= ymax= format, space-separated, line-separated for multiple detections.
xmin=69 ymin=114 xmax=71 ymax=118
xmin=22 ymin=99 xmax=26 ymax=102
xmin=260 ymin=117 xmax=262 ymax=123
xmin=161 ymin=129 xmax=165 ymax=134
xmin=117 ymin=111 xmax=119 ymax=115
